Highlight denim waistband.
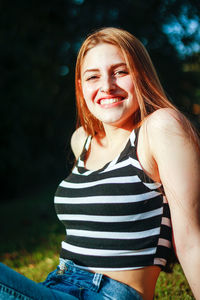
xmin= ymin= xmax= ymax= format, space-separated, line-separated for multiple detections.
xmin=58 ymin=258 xmax=103 ymax=293
xmin=57 ymin=258 xmax=143 ymax=299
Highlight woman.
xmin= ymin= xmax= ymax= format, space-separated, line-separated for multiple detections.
xmin=0 ymin=27 xmax=200 ymax=300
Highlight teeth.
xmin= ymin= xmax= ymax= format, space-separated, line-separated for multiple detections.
xmin=100 ymin=98 xmax=122 ymax=105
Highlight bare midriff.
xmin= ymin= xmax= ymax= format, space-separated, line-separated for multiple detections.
xmin=94 ymin=266 xmax=161 ymax=300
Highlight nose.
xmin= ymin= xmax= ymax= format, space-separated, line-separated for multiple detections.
xmin=100 ymin=75 xmax=116 ymax=93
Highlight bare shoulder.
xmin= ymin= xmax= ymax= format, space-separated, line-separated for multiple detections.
xmin=142 ymin=108 xmax=198 ymax=164
xmin=147 ymin=108 xmax=183 ymax=129
xmin=71 ymin=126 xmax=88 ymax=159
xmin=143 ymin=108 xmax=200 ymax=169
xmin=145 ymin=108 xmax=188 ymax=141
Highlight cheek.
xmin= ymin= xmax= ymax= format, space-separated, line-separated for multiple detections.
xmin=82 ymin=83 xmax=97 ymax=102
xmin=81 ymin=86 xmax=94 ymax=109
xmin=124 ymin=81 xmax=137 ymax=100
xmin=124 ymin=80 xmax=135 ymax=94
xmin=117 ymin=77 xmax=135 ymax=94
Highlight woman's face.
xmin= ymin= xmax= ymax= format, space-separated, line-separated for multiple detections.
xmin=81 ymin=43 xmax=139 ymax=129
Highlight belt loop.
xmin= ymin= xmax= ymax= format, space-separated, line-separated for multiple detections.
xmin=59 ymin=258 xmax=67 ymax=270
xmin=92 ymin=273 xmax=103 ymax=292
xmin=57 ymin=258 xmax=67 ymax=275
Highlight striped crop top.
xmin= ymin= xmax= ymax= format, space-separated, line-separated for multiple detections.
xmin=54 ymin=129 xmax=172 ymax=271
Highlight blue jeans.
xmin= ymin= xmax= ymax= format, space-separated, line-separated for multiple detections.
xmin=0 ymin=260 xmax=143 ymax=299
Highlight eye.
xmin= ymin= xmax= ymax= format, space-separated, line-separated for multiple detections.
xmin=86 ymin=75 xmax=99 ymax=81
xmin=114 ymin=69 xmax=129 ymax=76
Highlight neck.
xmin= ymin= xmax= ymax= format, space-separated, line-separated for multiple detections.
xmin=100 ymin=124 xmax=135 ymax=148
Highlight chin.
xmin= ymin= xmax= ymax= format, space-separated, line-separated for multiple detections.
xmin=101 ymin=118 xmax=122 ymax=125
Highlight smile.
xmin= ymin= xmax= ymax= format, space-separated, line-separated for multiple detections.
xmin=99 ymin=98 xmax=124 ymax=105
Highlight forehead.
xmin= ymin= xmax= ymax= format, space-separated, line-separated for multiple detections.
xmin=81 ymin=43 xmax=126 ymax=71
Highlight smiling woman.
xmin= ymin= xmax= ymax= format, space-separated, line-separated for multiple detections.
xmin=0 ymin=27 xmax=200 ymax=300
xmin=75 ymin=28 xmax=180 ymax=137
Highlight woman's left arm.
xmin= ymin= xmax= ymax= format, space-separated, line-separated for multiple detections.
xmin=148 ymin=109 xmax=200 ymax=299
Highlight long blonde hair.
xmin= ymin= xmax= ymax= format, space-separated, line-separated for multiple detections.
xmin=75 ymin=27 xmax=199 ymax=147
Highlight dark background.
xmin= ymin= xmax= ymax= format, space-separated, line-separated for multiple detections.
xmin=1 ymin=0 xmax=200 ymax=201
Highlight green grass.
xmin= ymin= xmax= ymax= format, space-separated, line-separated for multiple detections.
xmin=0 ymin=186 xmax=63 ymax=281
xmin=0 ymin=187 xmax=194 ymax=299
xmin=155 ymin=265 xmax=194 ymax=299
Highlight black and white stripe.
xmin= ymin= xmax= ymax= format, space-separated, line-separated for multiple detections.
xmin=54 ymin=129 xmax=172 ymax=271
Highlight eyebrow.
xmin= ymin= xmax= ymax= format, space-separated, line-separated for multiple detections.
xmin=83 ymin=62 xmax=127 ymax=76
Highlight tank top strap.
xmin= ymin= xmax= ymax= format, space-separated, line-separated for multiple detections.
xmin=128 ymin=127 xmax=141 ymax=149
xmin=134 ymin=127 xmax=141 ymax=149
xmin=84 ymin=135 xmax=92 ymax=151
xmin=79 ymin=135 xmax=92 ymax=161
